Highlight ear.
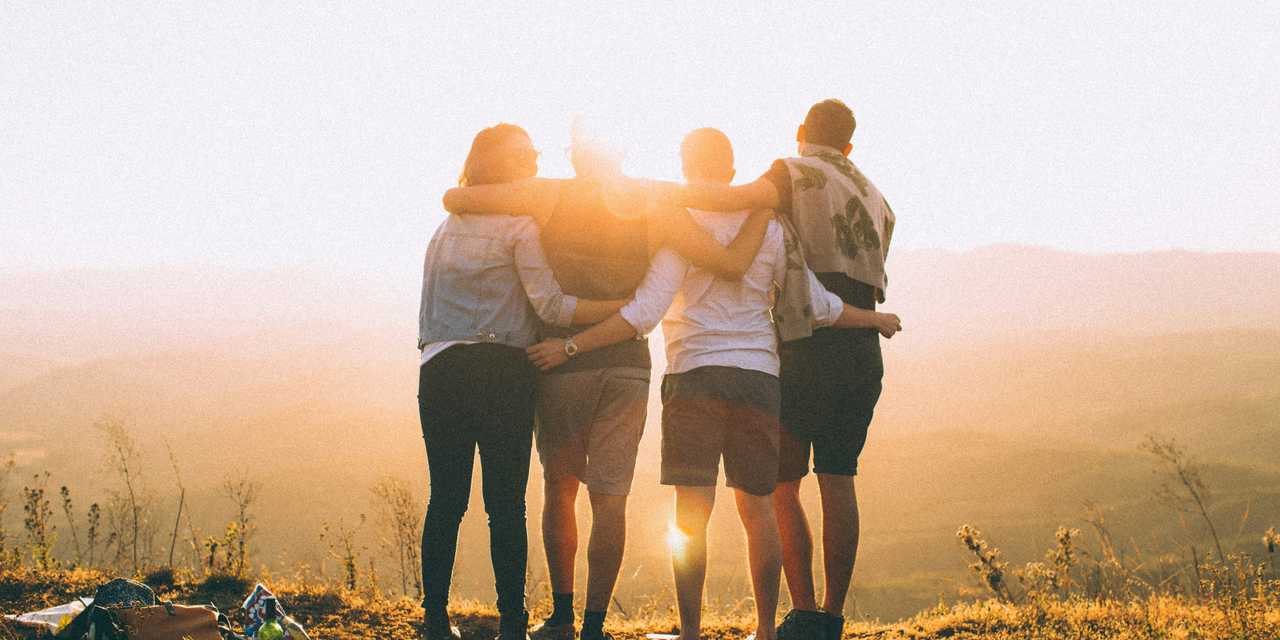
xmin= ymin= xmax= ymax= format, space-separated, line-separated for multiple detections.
xmin=796 ymin=125 xmax=805 ymax=143
xmin=842 ymin=142 xmax=852 ymax=156
xmin=728 ymin=168 xmax=736 ymax=183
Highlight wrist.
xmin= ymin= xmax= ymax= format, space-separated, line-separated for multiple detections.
xmin=563 ymin=336 xmax=580 ymax=358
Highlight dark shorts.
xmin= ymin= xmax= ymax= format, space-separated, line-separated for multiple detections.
xmin=779 ymin=327 xmax=883 ymax=481
xmin=660 ymin=366 xmax=781 ymax=497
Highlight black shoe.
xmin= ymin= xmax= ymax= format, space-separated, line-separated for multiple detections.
xmin=579 ymin=629 xmax=614 ymax=640
xmin=422 ymin=610 xmax=462 ymax=640
xmin=497 ymin=610 xmax=531 ymax=640
xmin=776 ymin=609 xmax=826 ymax=640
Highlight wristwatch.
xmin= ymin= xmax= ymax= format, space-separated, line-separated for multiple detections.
xmin=563 ymin=336 xmax=580 ymax=358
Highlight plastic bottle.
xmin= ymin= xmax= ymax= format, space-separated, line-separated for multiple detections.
xmin=255 ymin=597 xmax=286 ymax=640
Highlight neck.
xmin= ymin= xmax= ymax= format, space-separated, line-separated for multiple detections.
xmin=799 ymin=141 xmax=844 ymax=156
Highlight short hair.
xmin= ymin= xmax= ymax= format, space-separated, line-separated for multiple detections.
xmin=459 ymin=123 xmax=531 ymax=186
xmin=680 ymin=128 xmax=735 ymax=181
xmin=803 ymin=99 xmax=856 ymax=149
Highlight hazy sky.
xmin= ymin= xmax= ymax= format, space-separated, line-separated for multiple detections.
xmin=3 ymin=2 xmax=1278 ymax=276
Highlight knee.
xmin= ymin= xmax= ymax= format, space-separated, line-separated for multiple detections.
xmin=588 ymin=492 xmax=627 ymax=520
xmin=426 ymin=495 xmax=468 ymax=526
xmin=674 ymin=506 xmax=712 ymax=536
xmin=485 ymin=496 xmax=527 ymax=527
xmin=544 ymin=478 xmax=580 ymax=510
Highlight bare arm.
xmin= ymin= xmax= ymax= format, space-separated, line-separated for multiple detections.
xmin=442 ymin=177 xmax=561 ymax=225
xmin=677 ymin=176 xmax=780 ymax=212
xmin=804 ymin=264 xmax=902 ymax=338
xmin=527 ymin=314 xmax=640 ymax=371
xmin=833 ymin=305 xmax=902 ymax=338
xmin=650 ymin=206 xmax=771 ymax=280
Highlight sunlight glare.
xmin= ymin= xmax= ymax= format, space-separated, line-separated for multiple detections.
xmin=666 ymin=522 xmax=688 ymax=557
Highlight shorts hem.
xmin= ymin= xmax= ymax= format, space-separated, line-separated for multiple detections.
xmin=726 ymin=479 xmax=777 ymax=497
xmin=813 ymin=466 xmax=858 ymax=477
xmin=660 ymin=473 xmax=718 ymax=488
xmin=583 ymin=479 xmax=633 ymax=497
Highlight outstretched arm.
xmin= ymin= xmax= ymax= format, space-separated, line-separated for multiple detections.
xmin=528 ymin=248 xmax=685 ymax=371
xmin=804 ymin=267 xmax=902 ymax=338
xmin=833 ymin=305 xmax=902 ymax=337
xmin=442 ymin=177 xmax=561 ymax=225
xmin=677 ymin=176 xmax=780 ymax=212
xmin=650 ymin=206 xmax=771 ymax=281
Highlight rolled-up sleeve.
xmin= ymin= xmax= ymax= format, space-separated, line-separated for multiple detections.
xmin=618 ymin=248 xmax=685 ymax=335
xmin=512 ymin=220 xmax=579 ymax=327
xmin=807 ymin=268 xmax=845 ymax=328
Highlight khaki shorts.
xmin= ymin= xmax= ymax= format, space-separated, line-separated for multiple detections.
xmin=535 ymin=366 xmax=650 ymax=496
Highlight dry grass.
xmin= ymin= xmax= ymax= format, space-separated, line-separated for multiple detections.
xmin=2 ymin=568 xmax=1278 ymax=640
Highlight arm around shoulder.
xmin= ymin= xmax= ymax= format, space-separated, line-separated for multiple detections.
xmin=442 ymin=177 xmax=560 ymax=224
xmin=651 ymin=207 xmax=770 ymax=281
xmin=678 ymin=176 xmax=779 ymax=213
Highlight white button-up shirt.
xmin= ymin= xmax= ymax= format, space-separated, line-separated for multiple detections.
xmin=617 ymin=209 xmax=844 ymax=377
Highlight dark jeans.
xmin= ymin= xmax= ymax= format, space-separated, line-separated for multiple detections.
xmin=419 ymin=343 xmax=537 ymax=615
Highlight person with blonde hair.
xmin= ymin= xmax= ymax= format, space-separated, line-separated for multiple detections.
xmin=417 ymin=124 xmax=629 ymax=640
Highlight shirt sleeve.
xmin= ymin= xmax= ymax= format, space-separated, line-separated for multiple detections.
xmin=511 ymin=219 xmax=579 ymax=327
xmin=618 ymin=248 xmax=686 ymax=335
xmin=806 ymin=267 xmax=846 ymax=328
xmin=760 ymin=159 xmax=794 ymax=219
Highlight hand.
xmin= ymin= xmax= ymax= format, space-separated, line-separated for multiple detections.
xmin=527 ymin=339 xmax=570 ymax=371
xmin=875 ymin=312 xmax=902 ymax=339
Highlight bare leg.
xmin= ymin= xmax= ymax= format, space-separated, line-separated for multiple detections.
xmin=816 ymin=474 xmax=859 ymax=615
xmin=772 ymin=478 xmax=817 ymax=612
xmin=672 ymin=486 xmax=715 ymax=640
xmin=542 ymin=477 xmax=581 ymax=597
xmin=735 ymin=489 xmax=782 ymax=640
xmin=585 ymin=491 xmax=628 ymax=612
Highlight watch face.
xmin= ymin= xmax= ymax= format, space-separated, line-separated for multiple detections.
xmin=564 ymin=340 xmax=579 ymax=356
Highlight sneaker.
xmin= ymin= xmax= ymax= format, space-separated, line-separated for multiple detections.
xmin=530 ymin=620 xmax=576 ymax=640
xmin=496 ymin=610 xmax=531 ymax=640
xmin=776 ymin=609 xmax=825 ymax=640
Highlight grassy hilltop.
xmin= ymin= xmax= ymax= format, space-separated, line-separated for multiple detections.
xmin=2 ymin=567 xmax=1278 ymax=640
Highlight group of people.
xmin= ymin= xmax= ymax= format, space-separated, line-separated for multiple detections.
xmin=416 ymin=99 xmax=901 ymax=640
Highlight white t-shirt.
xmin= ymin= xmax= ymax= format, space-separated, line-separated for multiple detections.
xmin=617 ymin=210 xmax=844 ymax=377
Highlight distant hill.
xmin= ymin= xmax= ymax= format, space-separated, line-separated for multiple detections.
xmin=886 ymin=245 xmax=1280 ymax=351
